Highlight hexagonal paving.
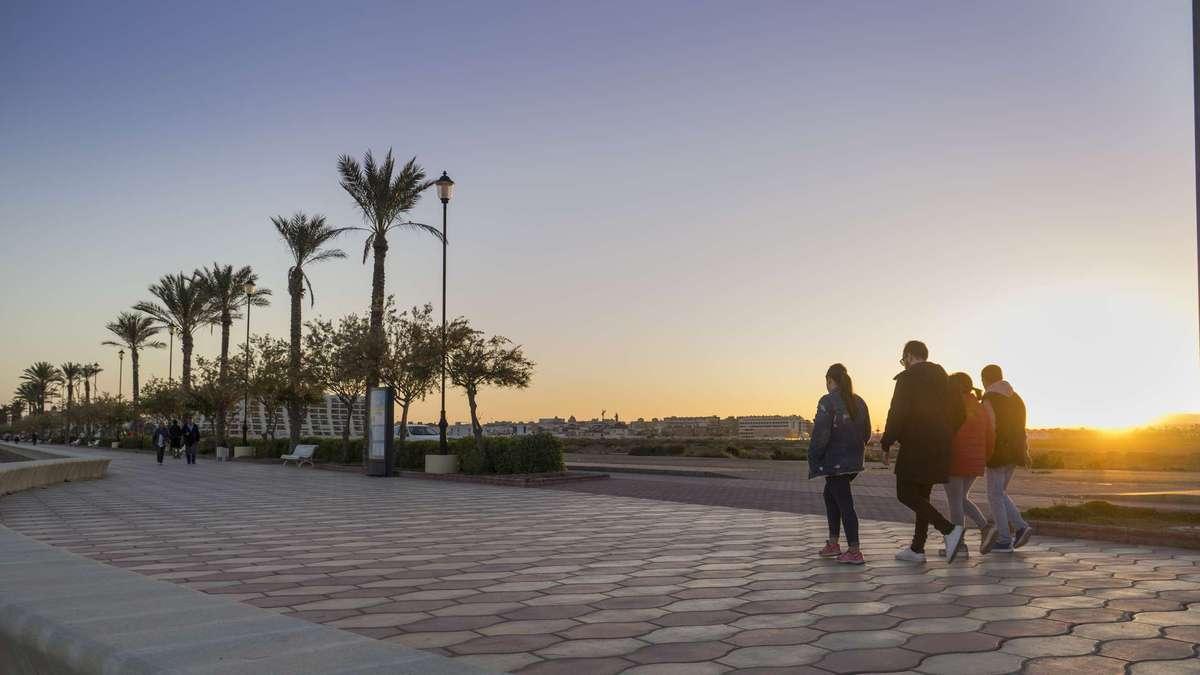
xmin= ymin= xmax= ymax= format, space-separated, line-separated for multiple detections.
xmin=1 ymin=446 xmax=1199 ymax=673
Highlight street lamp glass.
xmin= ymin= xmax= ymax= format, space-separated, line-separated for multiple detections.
xmin=435 ymin=171 xmax=454 ymax=202
xmin=244 ymin=281 xmax=256 ymax=295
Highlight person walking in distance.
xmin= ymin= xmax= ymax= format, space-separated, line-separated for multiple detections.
xmin=168 ymin=419 xmax=183 ymax=460
xmin=881 ymin=340 xmax=966 ymax=562
xmin=182 ymin=416 xmax=200 ymax=465
xmin=980 ymin=364 xmax=1033 ymax=553
xmin=941 ymin=372 xmax=992 ymax=558
xmin=152 ymin=420 xmax=169 ymax=465
xmin=808 ymin=364 xmax=872 ymax=565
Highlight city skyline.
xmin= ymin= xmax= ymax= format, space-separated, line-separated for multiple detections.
xmin=2 ymin=1 xmax=1198 ymax=429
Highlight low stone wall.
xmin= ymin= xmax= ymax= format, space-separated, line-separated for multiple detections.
xmin=0 ymin=443 xmax=110 ymax=497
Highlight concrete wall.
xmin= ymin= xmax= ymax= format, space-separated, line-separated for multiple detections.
xmin=0 ymin=443 xmax=110 ymax=497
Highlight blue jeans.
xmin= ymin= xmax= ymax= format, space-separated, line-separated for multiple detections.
xmin=824 ymin=474 xmax=859 ymax=546
xmin=986 ymin=465 xmax=1028 ymax=544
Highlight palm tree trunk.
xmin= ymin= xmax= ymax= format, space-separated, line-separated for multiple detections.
xmin=288 ymin=270 xmax=303 ymax=450
xmin=181 ymin=334 xmax=194 ymax=390
xmin=468 ymin=389 xmax=483 ymax=448
xmin=131 ymin=348 xmax=141 ymax=403
xmin=216 ymin=312 xmax=231 ymax=447
xmin=368 ymin=237 xmax=388 ymax=389
xmin=341 ymin=396 xmax=353 ymax=463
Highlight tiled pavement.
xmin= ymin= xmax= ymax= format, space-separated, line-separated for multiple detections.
xmin=2 ymin=447 xmax=1200 ymax=674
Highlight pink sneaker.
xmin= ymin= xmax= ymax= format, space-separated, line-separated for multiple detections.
xmin=818 ymin=541 xmax=842 ymax=557
xmin=837 ymin=550 xmax=865 ymax=565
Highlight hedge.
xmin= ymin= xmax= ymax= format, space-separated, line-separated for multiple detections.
xmin=455 ymin=433 xmax=565 ymax=475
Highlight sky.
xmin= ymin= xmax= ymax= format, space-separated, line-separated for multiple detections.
xmin=0 ymin=0 xmax=1196 ymax=429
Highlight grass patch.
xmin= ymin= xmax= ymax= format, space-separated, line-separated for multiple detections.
xmin=1024 ymin=500 xmax=1200 ymax=527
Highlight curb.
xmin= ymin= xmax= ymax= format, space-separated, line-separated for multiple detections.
xmin=394 ymin=470 xmax=609 ymax=487
xmin=566 ymin=464 xmax=744 ymax=479
xmin=1027 ymin=519 xmax=1200 ymax=550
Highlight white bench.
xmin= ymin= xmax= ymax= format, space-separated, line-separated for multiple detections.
xmin=281 ymin=444 xmax=317 ymax=468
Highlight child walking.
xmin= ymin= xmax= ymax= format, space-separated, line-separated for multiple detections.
xmin=809 ymin=364 xmax=872 ymax=565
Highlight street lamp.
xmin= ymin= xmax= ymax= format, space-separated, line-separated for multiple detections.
xmin=117 ymin=349 xmax=125 ymax=399
xmin=242 ymin=280 xmax=255 ymax=445
xmin=168 ymin=325 xmax=175 ymax=382
xmin=435 ymin=171 xmax=455 ymax=454
xmin=92 ymin=362 xmax=100 ymax=396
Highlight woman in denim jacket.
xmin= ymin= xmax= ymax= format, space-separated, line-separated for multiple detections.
xmin=809 ymin=363 xmax=872 ymax=564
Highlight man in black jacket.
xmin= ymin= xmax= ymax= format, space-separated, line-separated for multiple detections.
xmin=881 ymin=340 xmax=966 ymax=562
xmin=181 ymin=417 xmax=200 ymax=465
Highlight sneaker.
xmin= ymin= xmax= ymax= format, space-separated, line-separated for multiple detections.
xmin=1014 ymin=526 xmax=1033 ymax=549
xmin=944 ymin=525 xmax=966 ymax=562
xmin=938 ymin=544 xmax=969 ymax=559
xmin=818 ymin=541 xmax=842 ymax=557
xmin=980 ymin=524 xmax=998 ymax=554
xmin=991 ymin=542 xmax=1015 ymax=554
xmin=895 ymin=547 xmax=927 ymax=562
xmin=837 ymin=550 xmax=865 ymax=565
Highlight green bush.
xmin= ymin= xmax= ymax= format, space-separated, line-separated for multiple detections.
xmin=119 ymin=436 xmax=148 ymax=450
xmin=628 ymin=444 xmax=686 ymax=456
xmin=1030 ymin=450 xmax=1065 ymax=470
xmin=454 ymin=434 xmax=564 ymax=475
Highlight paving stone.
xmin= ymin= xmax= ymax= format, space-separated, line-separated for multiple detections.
xmin=719 ymin=644 xmax=827 ymax=668
xmin=516 ymin=656 xmax=630 ymax=675
xmin=918 ymin=651 xmax=1027 ymax=675
xmin=813 ymin=629 xmax=909 ymax=650
xmin=725 ymin=627 xmax=822 ymax=647
xmin=641 ymin=624 xmax=740 ymax=644
xmin=903 ymin=631 xmax=1001 ymax=654
xmin=536 ymin=637 xmax=646 ymax=658
xmin=816 ymin=646 xmax=924 ymax=674
xmin=479 ymin=619 xmax=579 ymax=636
xmin=627 ymin=641 xmax=736 ymax=664
xmin=809 ymin=614 xmax=901 ymax=631
xmin=653 ymin=610 xmax=744 ymax=627
xmin=451 ymin=633 xmax=562 ymax=655
xmin=1162 ymin=625 xmax=1200 ymax=642
xmin=620 ymin=663 xmax=731 ymax=675
xmin=810 ymin=601 xmax=892 ymax=616
xmin=982 ymin=619 xmax=1071 ymax=638
xmin=327 ymin=612 xmax=428 ymax=628
xmin=1024 ymin=655 xmax=1130 ymax=675
xmin=387 ymin=631 xmax=479 ymax=649
xmin=1099 ymin=638 xmax=1196 ymax=661
xmin=1002 ymin=635 xmax=1098 ymax=657
xmin=503 ymin=604 xmax=595 ymax=621
xmin=895 ymin=617 xmax=984 ymax=635
xmin=1071 ymin=620 xmax=1162 ymax=640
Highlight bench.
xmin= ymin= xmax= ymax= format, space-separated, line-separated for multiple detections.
xmin=281 ymin=444 xmax=317 ymax=468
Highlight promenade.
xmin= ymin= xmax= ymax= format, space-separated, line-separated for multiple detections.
xmin=2 ymin=445 xmax=1199 ymax=674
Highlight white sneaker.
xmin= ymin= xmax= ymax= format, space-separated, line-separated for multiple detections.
xmin=944 ymin=525 xmax=966 ymax=562
xmin=895 ymin=547 xmax=927 ymax=562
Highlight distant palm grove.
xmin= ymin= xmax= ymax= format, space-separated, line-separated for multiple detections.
xmin=1 ymin=150 xmax=534 ymax=461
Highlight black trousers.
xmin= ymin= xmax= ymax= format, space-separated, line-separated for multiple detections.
xmin=823 ymin=474 xmax=859 ymax=546
xmin=185 ymin=444 xmax=196 ymax=464
xmin=896 ymin=478 xmax=954 ymax=553
xmin=156 ymin=446 xmax=165 ymax=463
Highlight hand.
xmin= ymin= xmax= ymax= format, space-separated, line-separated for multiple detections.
xmin=880 ymin=447 xmax=891 ymax=468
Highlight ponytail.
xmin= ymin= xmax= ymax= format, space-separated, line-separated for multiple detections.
xmin=826 ymin=363 xmax=859 ymax=421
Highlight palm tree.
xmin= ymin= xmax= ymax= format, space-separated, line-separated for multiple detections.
xmin=273 ymin=212 xmax=348 ymax=449
xmin=80 ymin=363 xmax=102 ymax=405
xmin=197 ymin=263 xmax=272 ymax=445
xmin=102 ymin=312 xmax=166 ymax=403
xmin=337 ymin=149 xmax=439 ymax=389
xmin=13 ymin=386 xmax=38 ymax=418
xmin=60 ymin=362 xmax=83 ymax=409
xmin=134 ymin=273 xmax=217 ymax=390
xmin=20 ymin=362 xmax=63 ymax=414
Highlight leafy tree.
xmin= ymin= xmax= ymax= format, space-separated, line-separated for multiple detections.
xmin=446 ymin=322 xmax=535 ymax=448
xmin=20 ymin=362 xmax=62 ymax=414
xmin=138 ymin=377 xmax=186 ymax=424
xmin=187 ymin=357 xmax=240 ymax=440
xmin=242 ymin=334 xmax=295 ymax=441
xmin=273 ymin=213 xmax=348 ymax=451
xmin=304 ymin=314 xmax=369 ymax=462
xmin=337 ymin=150 xmax=439 ymax=393
xmin=92 ymin=394 xmax=135 ymax=439
xmin=102 ymin=312 xmax=166 ymax=402
xmin=381 ymin=302 xmax=439 ymax=446
xmin=134 ymin=273 xmax=218 ymax=390
xmin=196 ymin=263 xmax=271 ymax=446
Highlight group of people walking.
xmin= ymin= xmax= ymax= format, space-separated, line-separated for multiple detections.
xmin=807 ymin=340 xmax=1030 ymax=565
xmin=151 ymin=417 xmax=200 ymax=465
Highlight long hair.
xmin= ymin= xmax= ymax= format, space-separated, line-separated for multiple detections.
xmin=949 ymin=372 xmax=980 ymax=401
xmin=826 ymin=363 xmax=859 ymax=420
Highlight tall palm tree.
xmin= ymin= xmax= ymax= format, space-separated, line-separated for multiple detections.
xmin=9 ymin=399 xmax=24 ymax=423
xmin=20 ymin=362 xmax=62 ymax=414
xmin=80 ymin=363 xmax=102 ymax=405
xmin=60 ymin=362 xmax=83 ymax=409
xmin=102 ymin=312 xmax=166 ymax=402
xmin=13 ymin=386 xmax=38 ymax=417
xmin=134 ymin=273 xmax=217 ymax=390
xmin=197 ymin=263 xmax=272 ymax=445
xmin=337 ymin=149 xmax=439 ymax=390
xmin=273 ymin=212 xmax=348 ymax=449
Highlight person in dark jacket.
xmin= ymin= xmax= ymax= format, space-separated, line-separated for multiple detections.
xmin=980 ymin=364 xmax=1032 ymax=553
xmin=168 ymin=419 xmax=183 ymax=459
xmin=152 ymin=420 xmax=169 ymax=465
xmin=881 ymin=340 xmax=966 ymax=562
xmin=809 ymin=364 xmax=871 ymax=565
xmin=182 ymin=416 xmax=200 ymax=465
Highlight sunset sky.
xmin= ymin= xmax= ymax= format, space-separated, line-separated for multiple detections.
xmin=1 ymin=1 xmax=1196 ymax=430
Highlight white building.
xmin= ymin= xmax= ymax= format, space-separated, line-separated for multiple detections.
xmin=736 ymin=415 xmax=812 ymax=440
xmin=214 ymin=395 xmax=367 ymax=439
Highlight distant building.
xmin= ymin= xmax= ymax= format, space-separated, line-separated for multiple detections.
xmin=215 ymin=394 xmax=367 ymax=439
xmin=736 ymin=415 xmax=812 ymax=440
xmin=658 ymin=416 xmax=722 ymax=438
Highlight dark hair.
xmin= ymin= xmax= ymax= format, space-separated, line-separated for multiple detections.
xmin=981 ymin=364 xmax=1003 ymax=385
xmin=949 ymin=372 xmax=980 ymax=401
xmin=903 ymin=340 xmax=929 ymax=361
xmin=825 ymin=363 xmax=859 ymax=420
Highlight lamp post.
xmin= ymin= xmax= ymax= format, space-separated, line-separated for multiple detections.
xmin=117 ymin=349 xmax=125 ymax=399
xmin=92 ymin=362 xmax=100 ymax=397
xmin=435 ymin=171 xmax=455 ymax=454
xmin=168 ymin=325 xmax=175 ymax=382
xmin=241 ymin=281 xmax=255 ymax=445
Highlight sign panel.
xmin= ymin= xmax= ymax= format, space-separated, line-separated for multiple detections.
xmin=366 ymin=386 xmax=394 ymax=476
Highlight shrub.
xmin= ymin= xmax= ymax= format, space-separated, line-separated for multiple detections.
xmin=628 ymin=444 xmax=685 ymax=456
xmin=119 ymin=436 xmax=148 ymax=450
xmin=1030 ymin=450 xmax=1065 ymax=470
xmin=771 ymin=447 xmax=807 ymax=461
xmin=454 ymin=434 xmax=564 ymax=475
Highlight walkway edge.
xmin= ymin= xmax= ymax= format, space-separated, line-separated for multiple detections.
xmin=0 ymin=525 xmax=497 ymax=675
